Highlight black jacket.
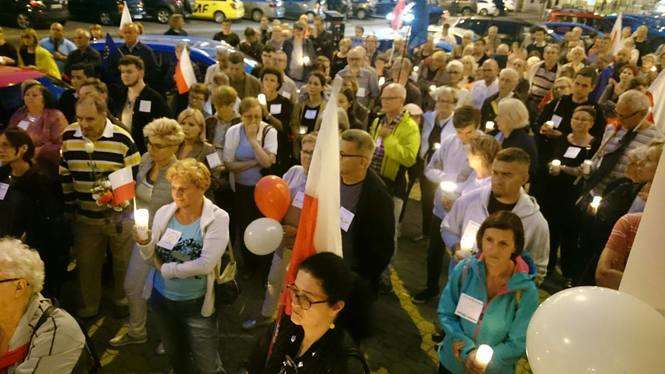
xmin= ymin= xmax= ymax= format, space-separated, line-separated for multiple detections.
xmin=502 ymin=127 xmax=539 ymax=180
xmin=111 ymin=85 xmax=171 ymax=153
xmin=248 ymin=317 xmax=369 ymax=374
xmin=282 ymin=38 xmax=316 ymax=82
xmin=312 ymin=30 xmax=335 ymax=59
xmin=347 ymin=169 xmax=395 ymax=290
xmin=64 ymin=46 xmax=102 ymax=76
xmin=108 ymin=42 xmax=162 ymax=94
xmin=58 ymin=89 xmax=78 ymax=123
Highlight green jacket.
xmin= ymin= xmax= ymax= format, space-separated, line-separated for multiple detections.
xmin=369 ymin=111 xmax=420 ymax=181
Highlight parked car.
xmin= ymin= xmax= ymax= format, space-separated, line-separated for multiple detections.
xmin=282 ymin=0 xmax=324 ymax=20
xmin=350 ymin=0 xmax=373 ymax=19
xmin=437 ymin=0 xmax=477 ymax=16
xmin=544 ymin=21 xmax=604 ymax=43
xmin=546 ymin=9 xmax=604 ymax=30
xmin=476 ymin=0 xmax=498 ymax=16
xmin=0 ymin=0 xmax=69 ymax=29
xmin=451 ymin=17 xmax=563 ymax=44
xmin=0 ymin=66 xmax=69 ymax=127
xmin=144 ymin=0 xmax=188 ymax=23
xmin=90 ymin=34 xmax=258 ymax=75
xmin=189 ymin=0 xmax=244 ymax=22
xmin=243 ymin=0 xmax=285 ymax=21
xmin=373 ymin=0 xmax=395 ymax=16
xmin=68 ymin=0 xmax=147 ymax=25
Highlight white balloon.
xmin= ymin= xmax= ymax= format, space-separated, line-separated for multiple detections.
xmin=526 ymin=286 xmax=665 ymax=374
xmin=243 ymin=218 xmax=283 ymax=256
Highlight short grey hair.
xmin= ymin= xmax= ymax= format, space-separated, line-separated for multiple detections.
xmin=446 ymin=60 xmax=464 ymax=72
xmin=433 ymin=86 xmax=457 ymax=102
xmin=498 ymin=98 xmax=529 ymax=130
xmin=341 ymin=129 xmax=375 ymax=157
xmin=618 ymin=90 xmax=650 ymax=112
xmin=0 ymin=238 xmax=45 ymax=294
xmin=499 ymin=67 xmax=519 ymax=81
xmin=384 ymin=83 xmax=407 ymax=99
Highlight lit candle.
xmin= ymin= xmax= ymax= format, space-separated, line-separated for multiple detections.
xmin=590 ymin=196 xmax=602 ymax=214
xmin=439 ymin=181 xmax=457 ymax=193
xmin=429 ymin=84 xmax=437 ymax=94
xmin=299 ymin=126 xmax=308 ymax=135
xmin=302 ymin=56 xmax=311 ymax=65
xmin=433 ymin=142 xmax=441 ymax=150
xmin=475 ymin=344 xmax=493 ymax=368
xmin=258 ymin=93 xmax=267 ymax=106
xmin=549 ymin=159 xmax=561 ymax=175
xmin=543 ymin=120 xmax=555 ymax=131
xmin=378 ymin=76 xmax=386 ymax=86
xmin=485 ymin=121 xmax=495 ymax=131
xmin=581 ymin=160 xmax=593 ymax=175
xmin=84 ymin=140 xmax=95 ymax=154
xmin=134 ymin=208 xmax=150 ymax=241
xmin=413 ymin=66 xmax=419 ymax=72
xmin=460 ymin=234 xmax=475 ymax=255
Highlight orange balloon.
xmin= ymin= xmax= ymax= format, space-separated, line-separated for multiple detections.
xmin=254 ymin=175 xmax=291 ymax=221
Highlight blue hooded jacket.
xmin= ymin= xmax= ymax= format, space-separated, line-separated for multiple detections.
xmin=437 ymin=255 xmax=539 ymax=374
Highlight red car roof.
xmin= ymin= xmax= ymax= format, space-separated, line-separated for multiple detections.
xmin=547 ymin=10 xmax=602 ymax=21
xmin=0 ymin=66 xmax=45 ymax=88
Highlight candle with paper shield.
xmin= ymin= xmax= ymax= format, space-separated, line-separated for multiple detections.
xmin=134 ymin=208 xmax=150 ymax=241
xmin=549 ymin=159 xmax=561 ymax=175
xmin=543 ymin=120 xmax=555 ymax=131
xmin=429 ymin=84 xmax=437 ymax=94
xmin=485 ymin=121 xmax=495 ymax=131
xmin=302 ymin=56 xmax=310 ymax=66
xmin=84 ymin=140 xmax=95 ymax=154
xmin=581 ymin=160 xmax=592 ymax=175
xmin=258 ymin=93 xmax=267 ymax=106
xmin=378 ymin=76 xmax=385 ymax=86
xmin=475 ymin=344 xmax=493 ymax=368
xmin=590 ymin=196 xmax=602 ymax=214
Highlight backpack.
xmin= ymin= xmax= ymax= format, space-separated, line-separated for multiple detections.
xmin=31 ymin=304 xmax=101 ymax=374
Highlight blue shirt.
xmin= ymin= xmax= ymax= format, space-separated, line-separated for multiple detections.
xmin=235 ymin=126 xmax=263 ymax=186
xmin=154 ymin=217 xmax=206 ymax=301
xmin=38 ymin=37 xmax=76 ymax=73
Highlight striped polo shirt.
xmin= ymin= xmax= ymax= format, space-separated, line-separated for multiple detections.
xmin=591 ymin=123 xmax=663 ymax=196
xmin=59 ymin=119 xmax=141 ymax=221
xmin=529 ymin=62 xmax=558 ymax=102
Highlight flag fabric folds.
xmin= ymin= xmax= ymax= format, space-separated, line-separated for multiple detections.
xmin=108 ymin=167 xmax=136 ymax=205
xmin=649 ymin=69 xmax=665 ymax=131
xmin=610 ymin=13 xmax=623 ymax=54
xmin=280 ymin=78 xmax=343 ymax=315
xmin=120 ymin=1 xmax=133 ymax=31
xmin=391 ymin=0 xmax=406 ymax=30
xmin=175 ymin=47 xmax=198 ymax=94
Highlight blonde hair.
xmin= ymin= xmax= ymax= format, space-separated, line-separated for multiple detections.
xmin=167 ymin=158 xmax=211 ymax=191
xmin=143 ymin=117 xmax=185 ymax=146
xmin=0 ymin=238 xmax=45 ymax=293
xmin=177 ymin=108 xmax=206 ymax=142
xmin=498 ymin=98 xmax=529 ymax=130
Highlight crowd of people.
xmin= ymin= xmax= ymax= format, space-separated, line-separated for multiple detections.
xmin=0 ymin=13 xmax=663 ymax=374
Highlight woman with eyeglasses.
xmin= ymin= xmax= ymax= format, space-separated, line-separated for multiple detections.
xmin=248 ymin=252 xmax=371 ymax=374
xmin=223 ymin=97 xmax=277 ymax=278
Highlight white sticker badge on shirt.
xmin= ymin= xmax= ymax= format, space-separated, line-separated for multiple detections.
xmin=356 ymin=87 xmax=366 ymax=98
xmin=270 ymin=104 xmax=282 ymax=115
xmin=550 ymin=115 xmax=563 ymax=128
xmin=0 ymin=183 xmax=9 ymax=200
xmin=292 ymin=191 xmax=305 ymax=209
xmin=139 ymin=100 xmax=152 ymax=113
xmin=304 ymin=109 xmax=318 ymax=120
xmin=17 ymin=120 xmax=30 ymax=131
xmin=157 ymin=228 xmax=182 ymax=250
xmin=281 ymin=90 xmax=291 ymax=99
xmin=455 ymin=293 xmax=485 ymax=324
xmin=563 ymin=146 xmax=582 ymax=159
xmin=340 ymin=207 xmax=355 ymax=232
xmin=206 ymin=152 xmax=223 ymax=169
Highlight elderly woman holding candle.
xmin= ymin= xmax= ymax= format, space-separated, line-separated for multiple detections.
xmin=438 ymin=211 xmax=539 ymax=374
xmin=135 ymin=158 xmax=229 ymax=373
xmin=495 ymin=98 xmax=538 ymax=180
xmin=109 ymin=118 xmax=184 ymax=348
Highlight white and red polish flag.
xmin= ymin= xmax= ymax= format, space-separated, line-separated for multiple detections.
xmin=280 ymin=77 xmax=343 ymax=315
xmin=610 ymin=13 xmax=623 ymax=54
xmin=108 ymin=166 xmax=136 ymax=205
xmin=649 ymin=69 xmax=665 ymax=131
xmin=175 ymin=46 xmax=197 ymax=94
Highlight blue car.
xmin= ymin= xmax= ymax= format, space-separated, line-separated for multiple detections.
xmin=90 ymin=34 xmax=258 ymax=75
xmin=544 ymin=21 xmax=604 ymax=45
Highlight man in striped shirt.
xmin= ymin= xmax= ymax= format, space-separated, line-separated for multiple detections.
xmin=59 ymin=94 xmax=141 ymax=318
xmin=527 ymin=44 xmax=559 ymax=106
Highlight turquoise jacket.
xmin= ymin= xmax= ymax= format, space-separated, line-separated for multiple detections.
xmin=437 ymin=255 xmax=539 ymax=374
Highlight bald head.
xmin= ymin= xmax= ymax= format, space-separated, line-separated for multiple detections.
xmin=481 ymin=59 xmax=499 ymax=83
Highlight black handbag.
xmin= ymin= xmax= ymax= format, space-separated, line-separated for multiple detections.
xmin=215 ymin=242 xmax=240 ymax=305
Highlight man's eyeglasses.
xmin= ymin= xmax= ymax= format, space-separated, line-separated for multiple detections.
xmin=617 ymin=109 xmax=644 ymax=120
xmin=0 ymin=278 xmax=20 ymax=284
xmin=287 ymin=283 xmax=328 ymax=310
xmin=340 ymin=151 xmax=366 ymax=159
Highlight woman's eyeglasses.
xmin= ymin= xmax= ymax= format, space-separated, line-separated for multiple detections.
xmin=287 ymin=283 xmax=328 ymax=310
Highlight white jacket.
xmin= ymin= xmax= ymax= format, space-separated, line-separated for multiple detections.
xmin=420 ymin=112 xmax=456 ymax=159
xmin=139 ymin=198 xmax=229 ymax=317
xmin=441 ymin=184 xmax=550 ymax=282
